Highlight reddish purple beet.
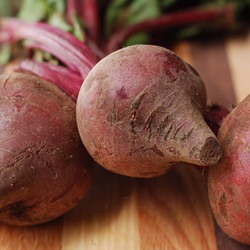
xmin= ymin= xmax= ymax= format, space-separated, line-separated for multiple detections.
xmin=76 ymin=44 xmax=222 ymax=178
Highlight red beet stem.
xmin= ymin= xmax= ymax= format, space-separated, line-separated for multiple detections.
xmin=81 ymin=0 xmax=100 ymax=46
xmin=35 ymin=21 xmax=98 ymax=61
xmin=107 ymin=4 xmax=234 ymax=53
xmin=24 ymin=39 xmax=91 ymax=77
xmin=66 ymin=0 xmax=82 ymax=24
xmin=0 ymin=18 xmax=99 ymax=78
xmin=16 ymin=60 xmax=83 ymax=100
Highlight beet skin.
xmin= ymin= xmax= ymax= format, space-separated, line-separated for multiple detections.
xmin=0 ymin=73 xmax=93 ymax=226
xmin=208 ymin=95 xmax=250 ymax=244
xmin=76 ymin=45 xmax=222 ymax=178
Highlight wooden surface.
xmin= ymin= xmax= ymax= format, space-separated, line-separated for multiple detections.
xmin=0 ymin=32 xmax=250 ymax=250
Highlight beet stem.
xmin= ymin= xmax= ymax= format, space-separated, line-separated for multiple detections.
xmin=81 ymin=0 xmax=100 ymax=46
xmin=107 ymin=4 xmax=234 ymax=53
xmin=0 ymin=18 xmax=99 ymax=78
xmin=16 ymin=60 xmax=83 ymax=100
xmin=66 ymin=0 xmax=82 ymax=24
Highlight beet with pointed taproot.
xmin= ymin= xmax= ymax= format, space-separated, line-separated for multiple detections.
xmin=76 ymin=45 xmax=222 ymax=177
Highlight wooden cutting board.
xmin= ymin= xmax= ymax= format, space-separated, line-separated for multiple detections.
xmin=0 ymin=32 xmax=250 ymax=250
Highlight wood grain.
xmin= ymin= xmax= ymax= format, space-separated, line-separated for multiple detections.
xmin=0 ymin=219 xmax=62 ymax=250
xmin=226 ymin=32 xmax=250 ymax=102
xmin=62 ymin=165 xmax=216 ymax=250
xmin=190 ymin=38 xmax=237 ymax=109
xmin=136 ymin=167 xmax=216 ymax=250
xmin=188 ymin=35 xmax=250 ymax=250
xmin=0 ymin=33 xmax=250 ymax=250
xmin=62 ymin=166 xmax=140 ymax=250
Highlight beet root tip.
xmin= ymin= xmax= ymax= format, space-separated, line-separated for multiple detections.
xmin=199 ymin=137 xmax=222 ymax=165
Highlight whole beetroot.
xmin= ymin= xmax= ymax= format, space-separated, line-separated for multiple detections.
xmin=0 ymin=72 xmax=92 ymax=226
xmin=76 ymin=44 xmax=222 ymax=178
xmin=208 ymin=95 xmax=250 ymax=244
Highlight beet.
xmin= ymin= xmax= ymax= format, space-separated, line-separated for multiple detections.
xmin=208 ymin=95 xmax=250 ymax=244
xmin=76 ymin=44 xmax=222 ymax=178
xmin=0 ymin=72 xmax=92 ymax=226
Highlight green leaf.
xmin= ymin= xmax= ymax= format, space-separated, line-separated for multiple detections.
xmin=105 ymin=0 xmax=161 ymax=38
xmin=48 ymin=13 xmax=72 ymax=31
xmin=0 ymin=0 xmax=11 ymax=16
xmin=47 ymin=0 xmax=65 ymax=13
xmin=71 ymin=15 xmax=85 ymax=41
xmin=18 ymin=0 xmax=48 ymax=22
xmin=105 ymin=0 xmax=130 ymax=36
xmin=124 ymin=32 xmax=150 ymax=46
xmin=0 ymin=44 xmax=11 ymax=65
xmin=0 ymin=0 xmax=23 ymax=16
xmin=126 ymin=0 xmax=160 ymax=25
xmin=175 ymin=25 xmax=204 ymax=40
